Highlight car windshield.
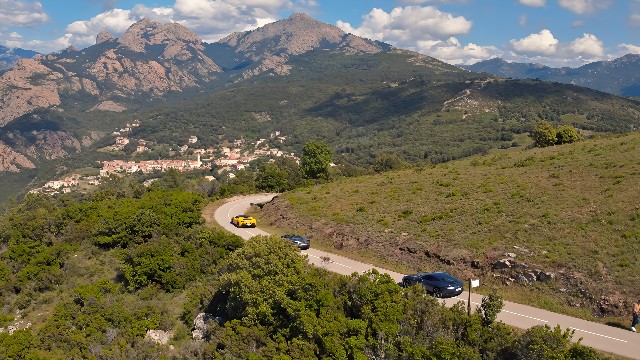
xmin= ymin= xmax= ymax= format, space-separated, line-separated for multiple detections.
xmin=433 ymin=273 xmax=458 ymax=283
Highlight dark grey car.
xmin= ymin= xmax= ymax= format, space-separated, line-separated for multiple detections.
xmin=401 ymin=272 xmax=463 ymax=298
xmin=281 ymin=234 xmax=310 ymax=250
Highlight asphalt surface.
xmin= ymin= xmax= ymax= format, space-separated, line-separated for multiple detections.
xmin=212 ymin=194 xmax=640 ymax=359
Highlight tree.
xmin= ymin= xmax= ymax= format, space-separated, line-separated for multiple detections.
xmin=479 ymin=292 xmax=504 ymax=326
xmin=255 ymin=162 xmax=289 ymax=192
xmin=555 ymin=125 xmax=580 ymax=145
xmin=374 ymin=153 xmax=408 ymax=173
xmin=300 ymin=141 xmax=333 ymax=180
xmin=530 ymin=121 xmax=557 ymax=147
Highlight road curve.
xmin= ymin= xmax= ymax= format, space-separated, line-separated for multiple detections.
xmin=212 ymin=194 xmax=640 ymax=359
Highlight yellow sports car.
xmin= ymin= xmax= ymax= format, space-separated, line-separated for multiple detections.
xmin=231 ymin=215 xmax=257 ymax=228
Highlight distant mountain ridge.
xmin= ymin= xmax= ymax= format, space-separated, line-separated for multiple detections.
xmin=1 ymin=13 xmax=640 ymax=205
xmin=0 ymin=13 xmax=397 ymax=174
xmin=463 ymin=55 xmax=640 ymax=96
xmin=0 ymin=14 xmax=390 ymax=128
xmin=0 ymin=45 xmax=39 ymax=71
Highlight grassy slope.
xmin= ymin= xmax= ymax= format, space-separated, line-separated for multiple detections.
xmin=258 ymin=132 xmax=640 ymax=324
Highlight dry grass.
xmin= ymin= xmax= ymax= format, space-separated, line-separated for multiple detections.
xmin=273 ymin=132 xmax=640 ymax=322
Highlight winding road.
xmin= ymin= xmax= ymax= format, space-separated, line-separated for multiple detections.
xmin=212 ymin=194 xmax=639 ymax=359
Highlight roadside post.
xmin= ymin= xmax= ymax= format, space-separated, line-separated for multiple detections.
xmin=468 ymin=279 xmax=480 ymax=315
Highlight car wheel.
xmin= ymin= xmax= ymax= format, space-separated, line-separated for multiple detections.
xmin=432 ymin=288 xmax=442 ymax=298
xmin=402 ymin=280 xmax=410 ymax=288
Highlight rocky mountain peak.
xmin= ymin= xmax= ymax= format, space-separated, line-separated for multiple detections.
xmin=65 ymin=45 xmax=79 ymax=52
xmin=218 ymin=12 xmax=383 ymax=57
xmin=96 ymin=30 xmax=115 ymax=44
xmin=118 ymin=18 xmax=203 ymax=53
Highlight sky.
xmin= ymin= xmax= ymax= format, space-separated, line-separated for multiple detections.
xmin=1 ymin=0 xmax=639 ymax=68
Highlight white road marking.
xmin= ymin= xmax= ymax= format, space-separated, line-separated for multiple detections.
xmin=501 ymin=310 xmax=549 ymax=323
xmin=307 ymin=253 xmax=352 ymax=269
xmin=453 ymin=296 xmax=480 ymax=306
xmin=453 ymin=297 xmax=548 ymax=323
xmin=569 ymin=327 xmax=627 ymax=343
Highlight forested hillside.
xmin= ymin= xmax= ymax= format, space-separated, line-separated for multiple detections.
xmin=0 ymin=176 xmax=604 ymax=359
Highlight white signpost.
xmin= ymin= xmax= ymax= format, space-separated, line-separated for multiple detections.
xmin=468 ymin=279 xmax=480 ymax=315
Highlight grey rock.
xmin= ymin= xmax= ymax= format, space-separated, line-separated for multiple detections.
xmin=492 ymin=259 xmax=512 ymax=269
xmin=145 ymin=329 xmax=173 ymax=345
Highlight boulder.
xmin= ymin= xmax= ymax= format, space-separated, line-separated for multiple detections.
xmin=492 ymin=259 xmax=511 ymax=270
xmin=145 ymin=329 xmax=173 ymax=345
xmin=192 ymin=313 xmax=218 ymax=341
xmin=537 ymin=272 xmax=556 ymax=282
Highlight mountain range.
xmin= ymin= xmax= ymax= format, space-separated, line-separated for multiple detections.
xmin=1 ymin=13 xmax=640 ymax=203
xmin=463 ymin=55 xmax=640 ymax=97
xmin=0 ymin=45 xmax=39 ymax=71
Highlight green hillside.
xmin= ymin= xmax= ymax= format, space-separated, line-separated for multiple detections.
xmin=257 ymin=131 xmax=640 ymax=323
xmin=4 ymin=49 xmax=640 ymax=205
xmin=0 ymin=183 xmax=604 ymax=359
xmin=131 ymin=50 xmax=640 ymax=166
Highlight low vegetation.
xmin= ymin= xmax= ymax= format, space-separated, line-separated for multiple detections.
xmin=257 ymin=131 xmax=640 ymax=325
xmin=0 ymin=170 xmax=607 ymax=358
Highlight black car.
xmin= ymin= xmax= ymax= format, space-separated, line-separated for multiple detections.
xmin=281 ymin=234 xmax=311 ymax=250
xmin=401 ymin=272 xmax=464 ymax=298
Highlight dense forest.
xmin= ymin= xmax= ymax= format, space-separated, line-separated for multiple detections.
xmin=0 ymin=173 xmax=606 ymax=359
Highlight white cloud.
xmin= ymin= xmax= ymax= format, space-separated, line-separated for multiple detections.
xmin=510 ymin=29 xmax=558 ymax=55
xmin=419 ymin=37 xmax=500 ymax=65
xmin=0 ymin=0 xmax=49 ymax=28
xmin=17 ymin=0 xmax=310 ymax=52
xmin=569 ymin=33 xmax=603 ymax=57
xmin=172 ymin=0 xmax=303 ymax=42
xmin=399 ymin=0 xmax=470 ymax=3
xmin=337 ymin=6 xmax=472 ymax=47
xmin=557 ymin=0 xmax=612 ymax=15
xmin=61 ymin=5 xmax=174 ymax=49
xmin=519 ymin=0 xmax=546 ymax=7
xmin=619 ymin=43 xmax=640 ymax=55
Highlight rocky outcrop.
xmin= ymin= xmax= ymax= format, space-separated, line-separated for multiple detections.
xmin=119 ymin=18 xmax=203 ymax=54
xmin=85 ymin=19 xmax=221 ymax=96
xmin=0 ymin=59 xmax=63 ymax=126
xmin=219 ymin=13 xmax=387 ymax=76
xmin=0 ymin=142 xmax=35 ymax=172
xmin=96 ymin=30 xmax=115 ymax=44
xmin=192 ymin=312 xmax=221 ymax=340
xmin=145 ymin=329 xmax=173 ymax=345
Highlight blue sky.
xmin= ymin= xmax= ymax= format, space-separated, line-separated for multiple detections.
xmin=1 ymin=0 xmax=639 ymax=67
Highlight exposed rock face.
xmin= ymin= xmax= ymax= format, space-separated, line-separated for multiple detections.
xmin=221 ymin=13 xmax=384 ymax=56
xmin=0 ymin=59 xmax=63 ymax=126
xmin=96 ymin=30 xmax=115 ymax=44
xmin=86 ymin=18 xmax=221 ymax=96
xmin=0 ymin=142 xmax=35 ymax=172
xmin=145 ymin=329 xmax=173 ymax=345
xmin=192 ymin=313 xmax=217 ymax=341
xmin=218 ymin=13 xmax=388 ymax=77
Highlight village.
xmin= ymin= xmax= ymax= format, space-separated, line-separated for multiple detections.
xmin=31 ymin=120 xmax=298 ymax=195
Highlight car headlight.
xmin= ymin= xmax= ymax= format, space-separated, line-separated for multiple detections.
xmin=446 ymin=286 xmax=455 ymax=289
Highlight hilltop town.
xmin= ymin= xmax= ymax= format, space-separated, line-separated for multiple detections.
xmin=31 ymin=120 xmax=298 ymax=195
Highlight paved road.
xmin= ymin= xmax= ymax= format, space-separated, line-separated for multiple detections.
xmin=212 ymin=194 xmax=640 ymax=359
